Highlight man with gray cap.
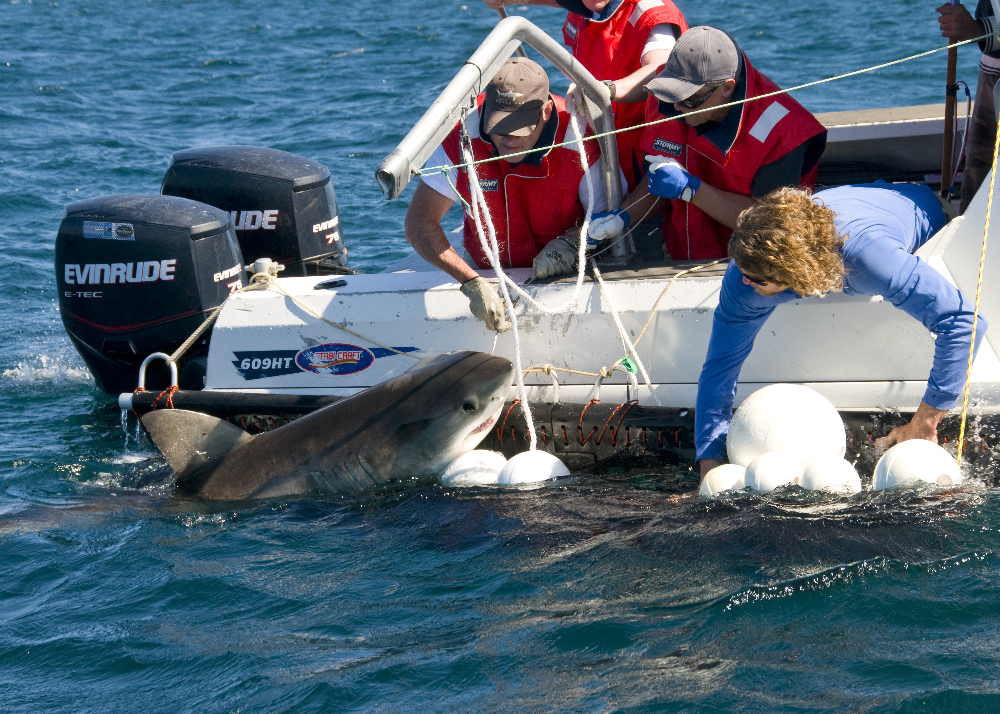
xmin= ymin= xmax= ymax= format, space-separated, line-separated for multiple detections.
xmin=588 ymin=26 xmax=826 ymax=260
xmin=406 ymin=57 xmax=613 ymax=332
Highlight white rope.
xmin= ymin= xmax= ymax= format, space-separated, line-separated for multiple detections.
xmin=462 ymin=140 xmax=539 ymax=449
xmin=456 ymin=110 xmax=603 ymax=450
xmin=483 ymin=112 xmax=598 ymax=316
xmin=590 ymin=258 xmax=652 ymax=392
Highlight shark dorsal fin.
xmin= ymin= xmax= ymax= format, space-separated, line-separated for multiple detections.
xmin=141 ymin=409 xmax=253 ymax=483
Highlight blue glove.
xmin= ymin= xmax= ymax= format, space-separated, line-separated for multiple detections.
xmin=586 ymin=209 xmax=631 ymax=246
xmin=646 ymin=155 xmax=701 ymax=201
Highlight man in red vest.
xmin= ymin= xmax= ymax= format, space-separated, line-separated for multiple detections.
xmin=486 ymin=0 xmax=689 ymax=189
xmin=588 ymin=26 xmax=827 ymax=260
xmin=405 ymin=57 xmax=612 ymax=332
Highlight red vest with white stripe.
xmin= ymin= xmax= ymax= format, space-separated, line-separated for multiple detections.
xmin=640 ymin=56 xmax=827 ymax=259
xmin=562 ymin=0 xmax=688 ymax=190
xmin=441 ymin=94 xmax=600 ymax=269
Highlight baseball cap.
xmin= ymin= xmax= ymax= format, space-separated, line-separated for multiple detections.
xmin=482 ymin=57 xmax=549 ymax=137
xmin=645 ymin=26 xmax=742 ymax=104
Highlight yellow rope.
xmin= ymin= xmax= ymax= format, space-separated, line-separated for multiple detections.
xmin=956 ymin=114 xmax=1000 ymax=463
xmin=417 ymin=35 xmax=989 ymax=177
xmin=633 ymin=259 xmax=725 ymax=348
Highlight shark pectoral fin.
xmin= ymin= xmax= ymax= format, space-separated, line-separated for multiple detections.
xmin=140 ymin=409 xmax=253 ymax=483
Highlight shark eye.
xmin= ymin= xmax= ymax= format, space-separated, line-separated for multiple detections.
xmin=462 ymin=402 xmax=476 ymax=412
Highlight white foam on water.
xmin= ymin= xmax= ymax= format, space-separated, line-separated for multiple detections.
xmin=2 ymin=354 xmax=93 ymax=385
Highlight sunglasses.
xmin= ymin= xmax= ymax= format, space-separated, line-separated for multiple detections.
xmin=677 ymin=84 xmax=722 ymax=110
xmin=737 ymin=266 xmax=773 ymax=288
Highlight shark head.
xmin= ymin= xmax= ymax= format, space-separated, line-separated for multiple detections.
xmin=141 ymin=351 xmax=515 ymax=499
xmin=388 ymin=351 xmax=514 ymax=479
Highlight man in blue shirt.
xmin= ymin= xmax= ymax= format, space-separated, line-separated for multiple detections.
xmin=696 ymin=183 xmax=987 ymax=482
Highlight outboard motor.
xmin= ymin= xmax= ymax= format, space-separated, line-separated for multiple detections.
xmin=160 ymin=146 xmax=349 ymax=276
xmin=56 ymin=194 xmax=244 ymax=394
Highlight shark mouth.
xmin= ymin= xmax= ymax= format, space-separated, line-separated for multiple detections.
xmin=470 ymin=404 xmax=504 ymax=436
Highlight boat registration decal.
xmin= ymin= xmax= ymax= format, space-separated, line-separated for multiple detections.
xmin=296 ymin=343 xmax=375 ymax=376
xmin=232 ymin=346 xmax=421 ymax=380
xmin=232 ymin=350 xmax=301 ymax=380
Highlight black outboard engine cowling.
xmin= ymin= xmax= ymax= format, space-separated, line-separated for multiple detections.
xmin=160 ymin=146 xmax=348 ymax=276
xmin=56 ymin=194 xmax=244 ymax=394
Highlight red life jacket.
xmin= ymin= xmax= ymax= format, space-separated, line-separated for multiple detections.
xmin=440 ymin=95 xmax=600 ymax=269
xmin=640 ymin=56 xmax=827 ymax=259
xmin=562 ymin=0 xmax=688 ymax=189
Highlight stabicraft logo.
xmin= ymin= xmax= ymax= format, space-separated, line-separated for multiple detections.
xmin=479 ymin=179 xmax=499 ymax=192
xmin=652 ymin=138 xmax=683 ymax=156
xmin=296 ymin=343 xmax=375 ymax=376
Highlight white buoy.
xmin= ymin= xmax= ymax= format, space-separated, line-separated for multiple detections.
xmin=799 ymin=456 xmax=862 ymax=494
xmin=873 ymin=440 xmax=963 ymax=490
xmin=440 ymin=450 xmax=508 ymax=487
xmin=727 ymin=384 xmax=846 ymax=468
xmin=745 ymin=452 xmax=803 ymax=493
xmin=699 ymin=464 xmax=747 ymax=497
xmin=496 ymin=450 xmax=570 ymax=485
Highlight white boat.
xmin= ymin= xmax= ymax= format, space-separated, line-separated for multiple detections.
xmin=58 ymin=18 xmax=1000 ymax=466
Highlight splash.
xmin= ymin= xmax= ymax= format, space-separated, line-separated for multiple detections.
xmin=2 ymin=354 xmax=92 ymax=385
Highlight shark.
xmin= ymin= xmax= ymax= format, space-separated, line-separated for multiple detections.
xmin=140 ymin=351 xmax=514 ymax=500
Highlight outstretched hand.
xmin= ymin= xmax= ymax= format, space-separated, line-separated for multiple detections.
xmin=874 ymin=401 xmax=948 ymax=449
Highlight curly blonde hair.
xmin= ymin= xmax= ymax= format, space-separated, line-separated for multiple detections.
xmin=729 ymin=187 xmax=846 ymax=297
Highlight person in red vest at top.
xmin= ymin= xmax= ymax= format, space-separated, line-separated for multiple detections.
xmin=485 ymin=0 xmax=689 ymax=190
xmin=587 ymin=26 xmax=828 ymax=260
xmin=405 ymin=57 xmax=617 ymax=333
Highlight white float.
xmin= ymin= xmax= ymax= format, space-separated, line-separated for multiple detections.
xmin=440 ymin=450 xmax=508 ymax=487
xmin=799 ymin=456 xmax=862 ymax=494
xmin=699 ymin=464 xmax=747 ymax=497
xmin=745 ymin=452 xmax=803 ymax=493
xmin=727 ymin=384 xmax=846 ymax=468
xmin=496 ymin=450 xmax=570 ymax=485
xmin=873 ymin=440 xmax=963 ymax=490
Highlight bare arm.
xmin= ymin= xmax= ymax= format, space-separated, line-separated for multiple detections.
xmin=612 ymin=48 xmax=674 ymax=104
xmin=689 ymin=182 xmax=757 ymax=230
xmin=404 ymin=182 xmax=480 ymax=284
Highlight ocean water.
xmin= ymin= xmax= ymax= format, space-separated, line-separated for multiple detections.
xmin=3 ymin=0 xmax=1000 ymax=711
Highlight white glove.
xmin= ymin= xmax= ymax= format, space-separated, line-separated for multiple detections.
xmin=532 ymin=237 xmax=578 ymax=279
xmin=586 ymin=209 xmax=631 ymax=244
xmin=646 ymin=155 xmax=680 ymax=173
xmin=460 ymin=276 xmax=511 ymax=332
xmin=565 ymin=82 xmax=584 ymax=117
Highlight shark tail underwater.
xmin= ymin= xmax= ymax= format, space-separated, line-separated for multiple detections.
xmin=140 ymin=351 xmax=515 ymax=500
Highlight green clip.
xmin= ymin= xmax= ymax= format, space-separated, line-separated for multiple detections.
xmin=621 ymin=356 xmax=637 ymax=374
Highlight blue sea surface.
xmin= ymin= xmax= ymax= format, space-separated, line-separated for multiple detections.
xmin=3 ymin=1 xmax=1000 ymax=711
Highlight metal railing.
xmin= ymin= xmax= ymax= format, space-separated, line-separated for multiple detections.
xmin=375 ymin=15 xmax=629 ymax=258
